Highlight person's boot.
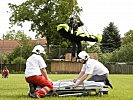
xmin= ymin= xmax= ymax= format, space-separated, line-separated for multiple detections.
xmin=28 ymin=93 xmax=40 ymax=98
xmin=71 ymin=56 xmax=77 ymax=63
xmin=29 ymin=83 xmax=36 ymax=94
xmin=105 ymin=79 xmax=113 ymax=89
xmin=28 ymin=83 xmax=38 ymax=98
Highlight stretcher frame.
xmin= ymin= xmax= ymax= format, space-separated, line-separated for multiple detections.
xmin=46 ymin=80 xmax=109 ymax=97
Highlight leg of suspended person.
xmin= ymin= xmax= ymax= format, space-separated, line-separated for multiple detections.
xmin=71 ymin=41 xmax=77 ymax=62
xmin=77 ymin=41 xmax=82 ymax=58
xmin=71 ymin=41 xmax=76 ymax=57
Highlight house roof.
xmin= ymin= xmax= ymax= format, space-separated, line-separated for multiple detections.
xmin=0 ymin=40 xmax=20 ymax=53
xmin=0 ymin=39 xmax=47 ymax=53
xmin=30 ymin=39 xmax=47 ymax=45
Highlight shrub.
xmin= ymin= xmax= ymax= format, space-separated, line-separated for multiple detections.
xmin=12 ymin=57 xmax=26 ymax=64
xmin=111 ymin=42 xmax=133 ymax=62
xmin=99 ymin=53 xmax=113 ymax=63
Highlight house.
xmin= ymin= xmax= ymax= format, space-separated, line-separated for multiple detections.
xmin=0 ymin=40 xmax=20 ymax=53
xmin=30 ymin=39 xmax=47 ymax=46
xmin=0 ymin=39 xmax=47 ymax=53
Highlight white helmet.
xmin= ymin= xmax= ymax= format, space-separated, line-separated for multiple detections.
xmin=32 ymin=45 xmax=46 ymax=54
xmin=78 ymin=51 xmax=90 ymax=60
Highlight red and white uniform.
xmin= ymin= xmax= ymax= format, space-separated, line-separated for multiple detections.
xmin=25 ymin=54 xmax=53 ymax=97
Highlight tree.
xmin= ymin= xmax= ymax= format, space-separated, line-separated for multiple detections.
xmin=109 ymin=30 xmax=133 ymax=62
xmin=4 ymin=30 xmax=31 ymax=40
xmin=8 ymin=0 xmax=82 ymax=53
xmin=1 ymin=30 xmax=33 ymax=64
xmin=111 ymin=42 xmax=133 ymax=62
xmin=100 ymin=22 xmax=121 ymax=53
xmin=4 ymin=30 xmax=35 ymax=64
xmin=122 ymin=30 xmax=133 ymax=45
xmin=82 ymin=42 xmax=100 ymax=53
xmin=12 ymin=57 xmax=26 ymax=64
xmin=7 ymin=45 xmax=33 ymax=64
xmin=3 ymin=30 xmax=15 ymax=40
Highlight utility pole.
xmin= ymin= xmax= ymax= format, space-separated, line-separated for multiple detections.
xmin=16 ymin=40 xmax=23 ymax=72
xmin=1 ymin=34 xmax=5 ymax=71
xmin=20 ymin=44 xmax=22 ymax=72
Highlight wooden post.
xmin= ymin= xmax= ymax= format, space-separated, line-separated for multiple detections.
xmin=65 ymin=53 xmax=72 ymax=61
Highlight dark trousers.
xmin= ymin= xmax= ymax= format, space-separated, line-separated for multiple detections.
xmin=87 ymin=74 xmax=108 ymax=82
xmin=87 ymin=74 xmax=113 ymax=88
xmin=71 ymin=41 xmax=82 ymax=57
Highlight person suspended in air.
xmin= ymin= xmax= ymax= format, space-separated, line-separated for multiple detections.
xmin=57 ymin=15 xmax=102 ymax=62
xmin=68 ymin=16 xmax=84 ymax=62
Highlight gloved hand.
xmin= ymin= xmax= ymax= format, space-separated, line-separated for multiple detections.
xmin=73 ymin=79 xmax=77 ymax=83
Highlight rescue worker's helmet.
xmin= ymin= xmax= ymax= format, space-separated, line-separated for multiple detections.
xmin=78 ymin=51 xmax=90 ymax=60
xmin=32 ymin=45 xmax=46 ymax=54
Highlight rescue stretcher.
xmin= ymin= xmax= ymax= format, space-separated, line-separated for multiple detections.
xmin=41 ymin=80 xmax=109 ymax=97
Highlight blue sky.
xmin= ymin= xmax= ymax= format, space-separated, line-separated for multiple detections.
xmin=0 ymin=0 xmax=133 ymax=39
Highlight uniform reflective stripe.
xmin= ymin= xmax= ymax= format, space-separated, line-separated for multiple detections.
xmin=41 ymin=88 xmax=47 ymax=95
xmin=78 ymin=33 xmax=86 ymax=37
xmin=71 ymin=30 xmax=73 ymax=34
xmin=97 ymin=34 xmax=102 ymax=42
xmin=45 ymin=86 xmax=50 ymax=91
xmin=90 ymin=35 xmax=96 ymax=39
xmin=76 ymin=31 xmax=84 ymax=37
xmin=57 ymin=24 xmax=69 ymax=32
xmin=76 ymin=30 xmax=83 ymax=35
xmin=76 ymin=30 xmax=90 ymax=37
xmin=41 ymin=86 xmax=50 ymax=95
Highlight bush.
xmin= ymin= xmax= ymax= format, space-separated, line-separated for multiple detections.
xmin=12 ymin=57 xmax=26 ymax=64
xmin=99 ymin=53 xmax=113 ymax=63
xmin=111 ymin=42 xmax=133 ymax=62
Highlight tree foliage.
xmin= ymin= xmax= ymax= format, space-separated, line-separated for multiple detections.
xmin=7 ymin=45 xmax=33 ymax=64
xmin=100 ymin=22 xmax=121 ymax=53
xmin=110 ymin=30 xmax=133 ymax=62
xmin=99 ymin=30 xmax=133 ymax=63
xmin=99 ymin=53 xmax=113 ymax=63
xmin=111 ymin=42 xmax=133 ymax=62
xmin=8 ymin=0 xmax=82 ymax=46
xmin=82 ymin=42 xmax=100 ymax=53
xmin=4 ymin=30 xmax=31 ymax=40
xmin=12 ymin=57 xmax=26 ymax=64
xmin=4 ymin=31 xmax=35 ymax=64
xmin=122 ymin=30 xmax=133 ymax=45
xmin=0 ymin=53 xmax=9 ymax=64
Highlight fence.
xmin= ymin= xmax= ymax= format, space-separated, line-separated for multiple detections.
xmin=50 ymin=61 xmax=82 ymax=74
xmin=0 ymin=64 xmax=25 ymax=73
xmin=105 ymin=63 xmax=133 ymax=74
xmin=1 ymin=62 xmax=133 ymax=74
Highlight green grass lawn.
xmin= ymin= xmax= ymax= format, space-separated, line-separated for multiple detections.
xmin=0 ymin=74 xmax=133 ymax=100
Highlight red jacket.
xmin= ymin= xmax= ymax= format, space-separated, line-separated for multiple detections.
xmin=2 ymin=69 xmax=8 ymax=75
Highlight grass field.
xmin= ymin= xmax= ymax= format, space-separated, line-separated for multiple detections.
xmin=0 ymin=74 xmax=133 ymax=100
